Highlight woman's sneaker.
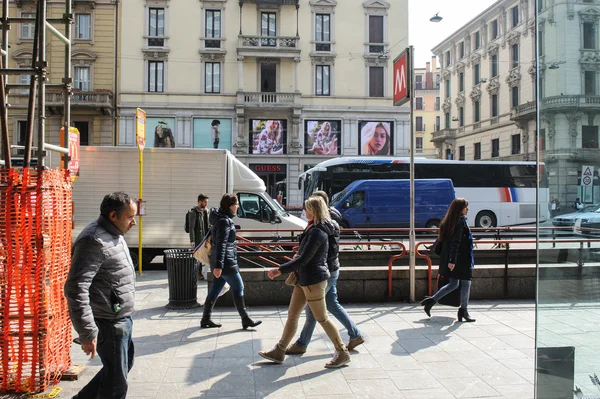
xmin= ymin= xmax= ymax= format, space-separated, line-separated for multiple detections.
xmin=324 ymin=349 xmax=351 ymax=368
xmin=285 ymin=342 xmax=307 ymax=355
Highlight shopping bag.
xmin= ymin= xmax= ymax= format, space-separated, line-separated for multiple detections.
xmin=285 ymin=272 xmax=298 ymax=286
xmin=436 ymin=275 xmax=461 ymax=307
xmin=193 ymin=232 xmax=212 ymax=265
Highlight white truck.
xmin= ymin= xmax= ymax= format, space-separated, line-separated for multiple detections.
xmin=72 ymin=146 xmax=307 ymax=266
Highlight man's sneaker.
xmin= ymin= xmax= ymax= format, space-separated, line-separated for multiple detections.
xmin=285 ymin=342 xmax=307 ymax=355
xmin=324 ymin=349 xmax=351 ymax=368
xmin=347 ymin=336 xmax=365 ymax=351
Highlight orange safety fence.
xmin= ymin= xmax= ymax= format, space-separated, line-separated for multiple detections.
xmin=0 ymin=168 xmax=72 ymax=394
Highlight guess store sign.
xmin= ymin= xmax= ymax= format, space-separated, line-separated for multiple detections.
xmin=249 ymin=164 xmax=287 ymax=174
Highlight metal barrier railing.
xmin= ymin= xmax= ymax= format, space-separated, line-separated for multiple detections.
xmin=235 ymin=238 xmax=407 ymax=298
xmin=415 ymin=238 xmax=600 ymax=298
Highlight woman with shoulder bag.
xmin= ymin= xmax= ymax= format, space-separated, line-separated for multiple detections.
xmin=421 ymin=198 xmax=476 ymax=322
xmin=260 ymin=196 xmax=351 ymax=368
xmin=200 ymin=194 xmax=262 ymax=330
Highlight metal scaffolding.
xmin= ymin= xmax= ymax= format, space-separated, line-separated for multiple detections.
xmin=0 ymin=0 xmax=72 ymax=168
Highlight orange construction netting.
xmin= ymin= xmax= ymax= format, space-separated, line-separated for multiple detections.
xmin=0 ymin=167 xmax=72 ymax=393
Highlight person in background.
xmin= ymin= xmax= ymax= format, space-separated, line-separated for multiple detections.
xmin=153 ymin=121 xmax=175 ymax=148
xmin=260 ymin=196 xmax=351 ymax=368
xmin=211 ymin=120 xmax=221 ymax=149
xmin=573 ymin=198 xmax=584 ymax=211
xmin=285 ymin=191 xmax=364 ymax=355
xmin=421 ymin=198 xmax=476 ymax=323
xmin=65 ymin=192 xmax=138 ymax=399
xmin=188 ymin=194 xmax=210 ymax=280
xmin=201 ymin=194 xmax=262 ymax=330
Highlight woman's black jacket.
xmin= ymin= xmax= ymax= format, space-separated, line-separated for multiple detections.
xmin=279 ymin=222 xmax=331 ymax=286
xmin=438 ymin=215 xmax=474 ymax=280
xmin=209 ymin=208 xmax=239 ymax=275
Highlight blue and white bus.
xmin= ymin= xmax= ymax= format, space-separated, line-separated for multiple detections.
xmin=298 ymin=157 xmax=549 ymax=228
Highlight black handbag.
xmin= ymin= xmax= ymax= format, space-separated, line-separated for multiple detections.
xmin=436 ymin=275 xmax=461 ymax=307
xmin=429 ymin=239 xmax=443 ymax=255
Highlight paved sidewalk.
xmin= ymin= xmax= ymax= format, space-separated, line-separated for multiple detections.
xmin=41 ymin=271 xmax=541 ymax=399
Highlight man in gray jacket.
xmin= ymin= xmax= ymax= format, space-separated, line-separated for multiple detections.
xmin=65 ymin=192 xmax=137 ymax=399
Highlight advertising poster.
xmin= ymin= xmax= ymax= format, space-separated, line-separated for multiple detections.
xmin=249 ymin=119 xmax=287 ymax=155
xmin=358 ymin=121 xmax=394 ymax=155
xmin=193 ymin=118 xmax=232 ymax=150
xmin=304 ymin=120 xmax=341 ymax=155
xmin=146 ymin=117 xmax=176 ymax=148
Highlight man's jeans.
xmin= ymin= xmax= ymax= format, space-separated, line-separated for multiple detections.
xmin=296 ymin=270 xmax=361 ymax=348
xmin=74 ymin=317 xmax=134 ymax=399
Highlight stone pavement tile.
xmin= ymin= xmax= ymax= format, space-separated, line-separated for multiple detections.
xmin=299 ymin=372 xmax=353 ymax=396
xmin=205 ymin=375 xmax=255 ymax=397
xmin=422 ymin=361 xmax=476 ymax=379
xmin=373 ymin=353 xmax=424 ymax=371
xmin=369 ymin=311 xmax=403 ymax=323
xmin=135 ymin=342 xmax=179 ymax=359
xmin=174 ymin=341 xmax=218 ymax=358
xmin=362 ymin=341 xmax=407 ymax=355
xmin=493 ymin=383 xmax=534 ymax=398
xmin=347 ymin=378 xmax=405 ymax=398
xmin=210 ymin=357 xmax=255 ymax=376
xmin=163 ymin=367 xmax=213 ymax=384
xmin=256 ymin=389 xmax=307 ymax=399
xmin=213 ymin=342 xmax=255 ymax=358
xmin=451 ymin=326 xmax=494 ymax=339
xmin=356 ymin=322 xmax=395 ymax=337
xmin=399 ymin=337 xmax=442 ymax=353
xmin=410 ymin=350 xmax=455 ymax=363
xmin=254 ymin=367 xmax=303 ymax=395
xmin=128 ymin=358 xmax=170 ymax=383
xmin=514 ymin=368 xmax=535 ymax=384
xmin=169 ymin=357 xmax=213 ymax=369
xmin=438 ymin=377 xmax=501 ymax=398
xmin=342 ymin=353 xmax=380 ymax=369
xmin=341 ymin=368 xmax=388 ymax=380
xmin=387 ymin=369 xmax=443 ymax=390
xmin=216 ymin=330 xmax=255 ymax=344
xmin=395 ymin=327 xmax=427 ymax=339
xmin=398 ymin=387 xmax=456 ymax=399
xmin=153 ymin=382 xmax=210 ymax=399
xmin=465 ymin=361 xmax=530 ymax=387
xmin=494 ymin=334 xmax=535 ymax=349
xmin=468 ymin=337 xmax=515 ymax=351
xmin=496 ymin=356 xmax=534 ymax=370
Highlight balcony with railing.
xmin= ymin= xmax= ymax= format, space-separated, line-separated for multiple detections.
xmin=431 ymin=128 xmax=457 ymax=142
xmin=237 ymin=91 xmax=300 ymax=107
xmin=511 ymin=101 xmax=536 ymax=121
xmin=45 ymin=90 xmax=113 ymax=114
xmin=541 ymin=95 xmax=600 ymax=111
xmin=237 ymin=35 xmax=300 ymax=57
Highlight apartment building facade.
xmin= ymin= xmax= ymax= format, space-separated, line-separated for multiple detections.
xmin=414 ymin=56 xmax=440 ymax=158
xmin=431 ymin=0 xmax=536 ymax=163
xmin=117 ymin=0 xmax=409 ymax=206
xmin=8 ymin=0 xmax=117 ymax=157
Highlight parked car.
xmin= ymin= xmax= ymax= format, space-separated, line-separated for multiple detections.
xmin=331 ymin=179 xmax=455 ymax=228
xmin=573 ymin=207 xmax=600 ymax=236
xmin=552 ymin=204 xmax=600 ymax=227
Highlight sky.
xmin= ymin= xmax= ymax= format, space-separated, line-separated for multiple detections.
xmin=408 ymin=0 xmax=498 ymax=68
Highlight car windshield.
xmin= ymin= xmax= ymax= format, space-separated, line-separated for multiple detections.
xmin=331 ymin=190 xmax=348 ymax=207
xmin=264 ymin=192 xmax=288 ymax=216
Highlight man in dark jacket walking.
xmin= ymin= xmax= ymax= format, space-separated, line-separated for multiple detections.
xmin=188 ymin=193 xmax=210 ymax=248
xmin=65 ymin=192 xmax=138 ymax=399
xmin=285 ymin=190 xmax=364 ymax=354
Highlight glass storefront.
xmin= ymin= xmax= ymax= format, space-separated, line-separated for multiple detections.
xmin=536 ymin=0 xmax=600 ymax=397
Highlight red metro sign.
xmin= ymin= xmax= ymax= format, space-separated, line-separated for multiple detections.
xmin=393 ymin=48 xmax=411 ymax=107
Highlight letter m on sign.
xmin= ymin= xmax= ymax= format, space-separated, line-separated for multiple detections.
xmin=393 ymin=48 xmax=411 ymax=107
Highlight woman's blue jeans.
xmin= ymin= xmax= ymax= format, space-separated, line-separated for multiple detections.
xmin=206 ymin=271 xmax=244 ymax=301
xmin=295 ymin=270 xmax=361 ymax=348
xmin=432 ymin=278 xmax=472 ymax=309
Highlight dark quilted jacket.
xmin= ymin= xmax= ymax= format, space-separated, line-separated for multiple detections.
xmin=279 ymin=223 xmax=330 ymax=286
xmin=209 ymin=208 xmax=239 ymax=275
xmin=64 ymin=216 xmax=136 ymax=344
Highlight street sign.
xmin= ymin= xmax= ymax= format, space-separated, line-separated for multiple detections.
xmin=581 ymin=165 xmax=594 ymax=187
xmin=60 ymin=126 xmax=80 ymax=182
xmin=136 ymin=108 xmax=147 ymax=151
xmin=393 ymin=48 xmax=411 ymax=106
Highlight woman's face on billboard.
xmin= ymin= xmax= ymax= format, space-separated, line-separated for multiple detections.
xmin=373 ymin=126 xmax=387 ymax=152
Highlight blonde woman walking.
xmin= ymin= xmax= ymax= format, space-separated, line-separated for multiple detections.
xmin=260 ymin=196 xmax=351 ymax=368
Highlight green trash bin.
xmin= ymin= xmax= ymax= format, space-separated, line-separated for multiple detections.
xmin=164 ymin=249 xmax=201 ymax=309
